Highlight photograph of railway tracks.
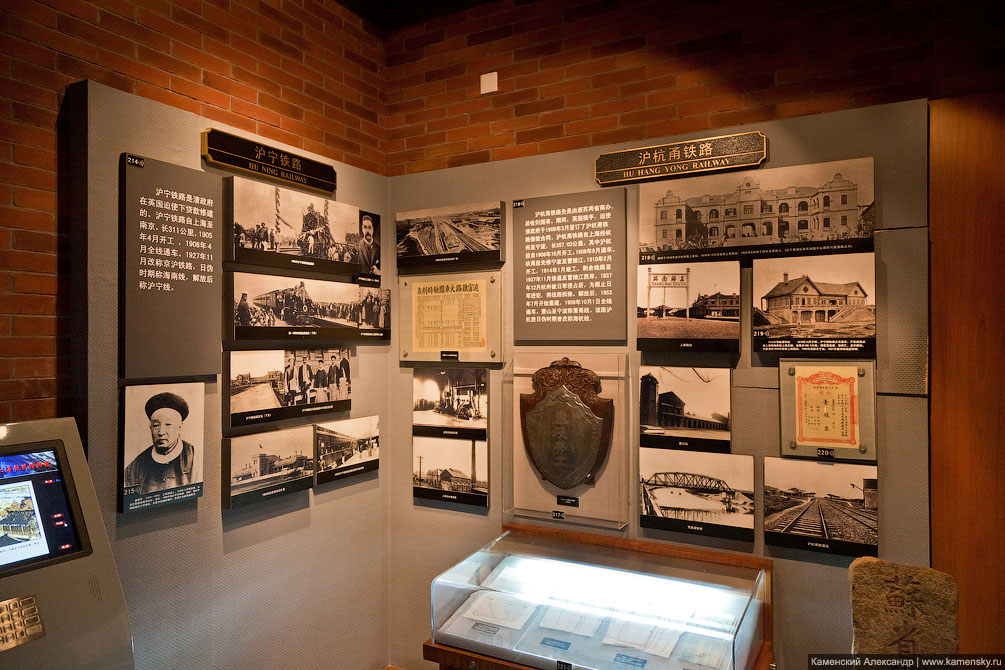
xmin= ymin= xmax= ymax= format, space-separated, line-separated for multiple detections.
xmin=639 ymin=449 xmax=753 ymax=540
xmin=752 ymin=252 xmax=876 ymax=355
xmin=637 ymin=261 xmax=739 ymax=351
xmin=395 ymin=201 xmax=503 ymax=269
xmin=640 ymin=366 xmax=731 ymax=452
xmin=763 ymin=457 xmax=878 ymax=556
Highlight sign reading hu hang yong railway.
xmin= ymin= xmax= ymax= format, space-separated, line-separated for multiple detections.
xmin=595 ymin=131 xmax=767 ymax=186
xmin=201 ymin=128 xmax=336 ymax=196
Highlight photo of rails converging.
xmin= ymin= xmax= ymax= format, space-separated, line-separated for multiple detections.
xmin=764 ymin=457 xmax=878 ymax=551
xmin=396 ymin=202 xmax=501 ymax=259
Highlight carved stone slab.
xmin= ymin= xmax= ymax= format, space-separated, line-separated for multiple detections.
xmin=519 ymin=358 xmax=614 ymax=490
xmin=849 ymin=556 xmax=958 ymax=653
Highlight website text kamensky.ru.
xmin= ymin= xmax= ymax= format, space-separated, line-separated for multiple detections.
xmin=809 ymin=656 xmax=1005 ymax=668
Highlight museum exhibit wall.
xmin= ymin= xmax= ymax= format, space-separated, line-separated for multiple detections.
xmin=3 ymin=0 xmax=1005 ymax=425
xmin=386 ymin=99 xmax=929 ymax=670
xmin=76 ymin=81 xmax=391 ymax=669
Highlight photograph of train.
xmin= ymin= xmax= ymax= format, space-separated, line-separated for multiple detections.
xmin=314 ymin=415 xmax=379 ymax=485
xmin=412 ymin=436 xmax=488 ymax=507
xmin=224 ymin=426 xmax=315 ymax=507
xmin=639 ymin=366 xmax=731 ymax=452
xmin=639 ymin=449 xmax=753 ymax=540
xmin=396 ymin=201 xmax=502 ymax=267
xmin=231 ymin=272 xmax=390 ymax=339
xmin=231 ymin=176 xmax=379 ymax=276
xmin=763 ymin=457 xmax=878 ymax=556
xmin=637 ymin=261 xmax=739 ymax=350
xmin=413 ymin=368 xmax=487 ymax=432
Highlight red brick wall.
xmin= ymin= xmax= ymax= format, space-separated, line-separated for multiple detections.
xmin=0 ymin=0 xmax=384 ymax=421
xmin=383 ymin=0 xmax=1005 ymax=175
xmin=1 ymin=0 xmax=1004 ymax=421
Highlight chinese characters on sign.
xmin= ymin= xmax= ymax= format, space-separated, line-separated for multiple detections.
xmin=513 ymin=189 xmax=627 ymax=344
xmin=202 ymin=128 xmax=336 ymax=195
xmin=412 ymin=279 xmax=488 ymax=352
xmin=794 ymin=366 xmax=860 ymax=448
xmin=136 ymin=187 xmax=216 ymax=292
xmin=595 ymin=132 xmax=766 ymax=185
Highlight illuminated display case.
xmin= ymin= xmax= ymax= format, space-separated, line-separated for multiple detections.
xmin=429 ymin=526 xmax=770 ymax=670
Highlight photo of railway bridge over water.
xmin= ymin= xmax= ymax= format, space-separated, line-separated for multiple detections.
xmin=639 ymin=449 xmax=753 ymax=539
xmin=763 ymin=457 xmax=878 ymax=556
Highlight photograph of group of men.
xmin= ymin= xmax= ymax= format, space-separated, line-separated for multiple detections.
xmin=283 ymin=349 xmax=352 ymax=405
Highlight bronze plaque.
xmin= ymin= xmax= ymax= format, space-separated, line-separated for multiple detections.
xmin=594 ymin=131 xmax=766 ymax=185
xmin=520 ymin=358 xmax=614 ymax=489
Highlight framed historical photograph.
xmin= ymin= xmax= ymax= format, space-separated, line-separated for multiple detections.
xmin=228 ymin=176 xmax=381 ymax=280
xmin=763 ymin=457 xmax=878 ymax=557
xmin=222 ymin=425 xmax=314 ymax=508
xmin=412 ymin=436 xmax=488 ymax=507
xmin=225 ymin=348 xmax=353 ymax=430
xmin=412 ymin=368 xmax=488 ymax=439
xmin=639 ymin=366 xmax=731 ymax=453
xmin=639 ymin=449 xmax=754 ymax=541
xmin=395 ymin=201 xmax=504 ymax=270
xmin=228 ymin=271 xmax=390 ymax=342
xmin=509 ymin=352 xmax=628 ymax=529
xmin=779 ymin=359 xmax=877 ymax=462
xmin=638 ymin=157 xmax=875 ymax=263
xmin=637 ymin=261 xmax=740 ymax=351
xmin=119 ymin=381 xmax=205 ymax=513
xmin=398 ymin=271 xmax=503 ymax=364
xmin=314 ymin=415 xmax=379 ymax=486
xmin=751 ymin=252 xmax=876 ymax=355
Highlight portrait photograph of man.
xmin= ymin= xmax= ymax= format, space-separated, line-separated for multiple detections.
xmin=120 ymin=381 xmax=205 ymax=513
xmin=357 ymin=212 xmax=381 ymax=276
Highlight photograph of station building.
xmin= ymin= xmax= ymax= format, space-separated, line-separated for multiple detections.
xmin=759 ymin=273 xmax=870 ymax=325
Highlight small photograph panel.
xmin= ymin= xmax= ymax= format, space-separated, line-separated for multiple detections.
xmin=412 ymin=436 xmax=488 ymax=508
xmin=412 ymin=368 xmax=488 ymax=438
xmin=224 ymin=426 xmax=314 ymax=508
xmin=121 ymin=381 xmax=205 ymax=513
xmin=314 ymin=415 xmax=379 ymax=485
xmin=396 ymin=201 xmax=503 ymax=269
xmin=227 ymin=348 xmax=353 ymax=428
xmin=639 ymin=449 xmax=754 ymax=540
xmin=639 ymin=366 xmax=731 ymax=452
xmin=637 ymin=261 xmax=740 ymax=351
xmin=763 ymin=457 xmax=878 ymax=557
xmin=752 ymin=252 xmax=876 ymax=355
xmin=356 ymin=211 xmax=381 ymax=276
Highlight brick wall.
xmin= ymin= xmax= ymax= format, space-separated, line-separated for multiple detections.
xmin=0 ymin=0 xmax=384 ymax=421
xmin=383 ymin=0 xmax=1005 ymax=175
xmin=1 ymin=0 xmax=1004 ymax=421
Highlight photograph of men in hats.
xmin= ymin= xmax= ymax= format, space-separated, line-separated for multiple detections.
xmin=122 ymin=382 xmax=205 ymax=511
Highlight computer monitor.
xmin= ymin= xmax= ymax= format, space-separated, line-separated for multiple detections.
xmin=0 ymin=418 xmax=133 ymax=669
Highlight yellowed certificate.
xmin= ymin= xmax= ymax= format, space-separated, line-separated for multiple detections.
xmin=794 ymin=365 xmax=860 ymax=448
xmin=411 ymin=279 xmax=487 ymax=352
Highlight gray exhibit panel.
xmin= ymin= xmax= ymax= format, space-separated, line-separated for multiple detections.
xmin=0 ymin=417 xmax=133 ymax=670
xmin=874 ymin=227 xmax=929 ymax=396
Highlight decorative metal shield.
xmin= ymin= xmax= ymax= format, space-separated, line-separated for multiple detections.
xmin=520 ymin=358 xmax=614 ymax=490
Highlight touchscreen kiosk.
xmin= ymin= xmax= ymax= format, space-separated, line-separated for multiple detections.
xmin=0 ymin=417 xmax=133 ymax=669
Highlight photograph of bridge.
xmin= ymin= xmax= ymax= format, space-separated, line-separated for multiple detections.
xmin=396 ymin=201 xmax=502 ymax=268
xmin=640 ymin=366 xmax=731 ymax=452
xmin=639 ymin=449 xmax=753 ymax=539
xmin=763 ymin=457 xmax=878 ymax=556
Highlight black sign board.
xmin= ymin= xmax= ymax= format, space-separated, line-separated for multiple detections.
xmin=595 ymin=131 xmax=767 ymax=185
xmin=202 ymin=128 xmax=336 ymax=196
xmin=119 ymin=154 xmax=222 ymax=380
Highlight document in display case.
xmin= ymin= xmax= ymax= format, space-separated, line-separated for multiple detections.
xmin=430 ymin=526 xmax=770 ymax=670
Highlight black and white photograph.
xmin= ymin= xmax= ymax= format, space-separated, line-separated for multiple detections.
xmin=412 ymin=436 xmax=488 ymax=507
xmin=396 ymin=201 xmax=503 ymax=269
xmin=637 ymin=261 xmax=740 ymax=351
xmin=314 ymin=415 xmax=379 ymax=485
xmin=226 ymin=348 xmax=353 ymax=429
xmin=752 ymin=252 xmax=876 ymax=355
xmin=412 ymin=368 xmax=488 ymax=439
xmin=640 ymin=366 xmax=731 ymax=452
xmin=120 ymin=381 xmax=205 ymax=513
xmin=222 ymin=425 xmax=314 ymax=508
xmin=763 ymin=457 xmax=878 ymax=557
xmin=230 ymin=272 xmax=390 ymax=341
xmin=639 ymin=449 xmax=754 ymax=540
xmin=230 ymin=176 xmax=380 ymax=278
xmin=638 ymin=157 xmax=874 ymax=263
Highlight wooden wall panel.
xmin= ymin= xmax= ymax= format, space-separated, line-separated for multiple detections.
xmin=930 ymin=90 xmax=1005 ymax=651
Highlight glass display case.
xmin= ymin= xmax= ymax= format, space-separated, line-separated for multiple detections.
xmin=430 ymin=528 xmax=769 ymax=670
